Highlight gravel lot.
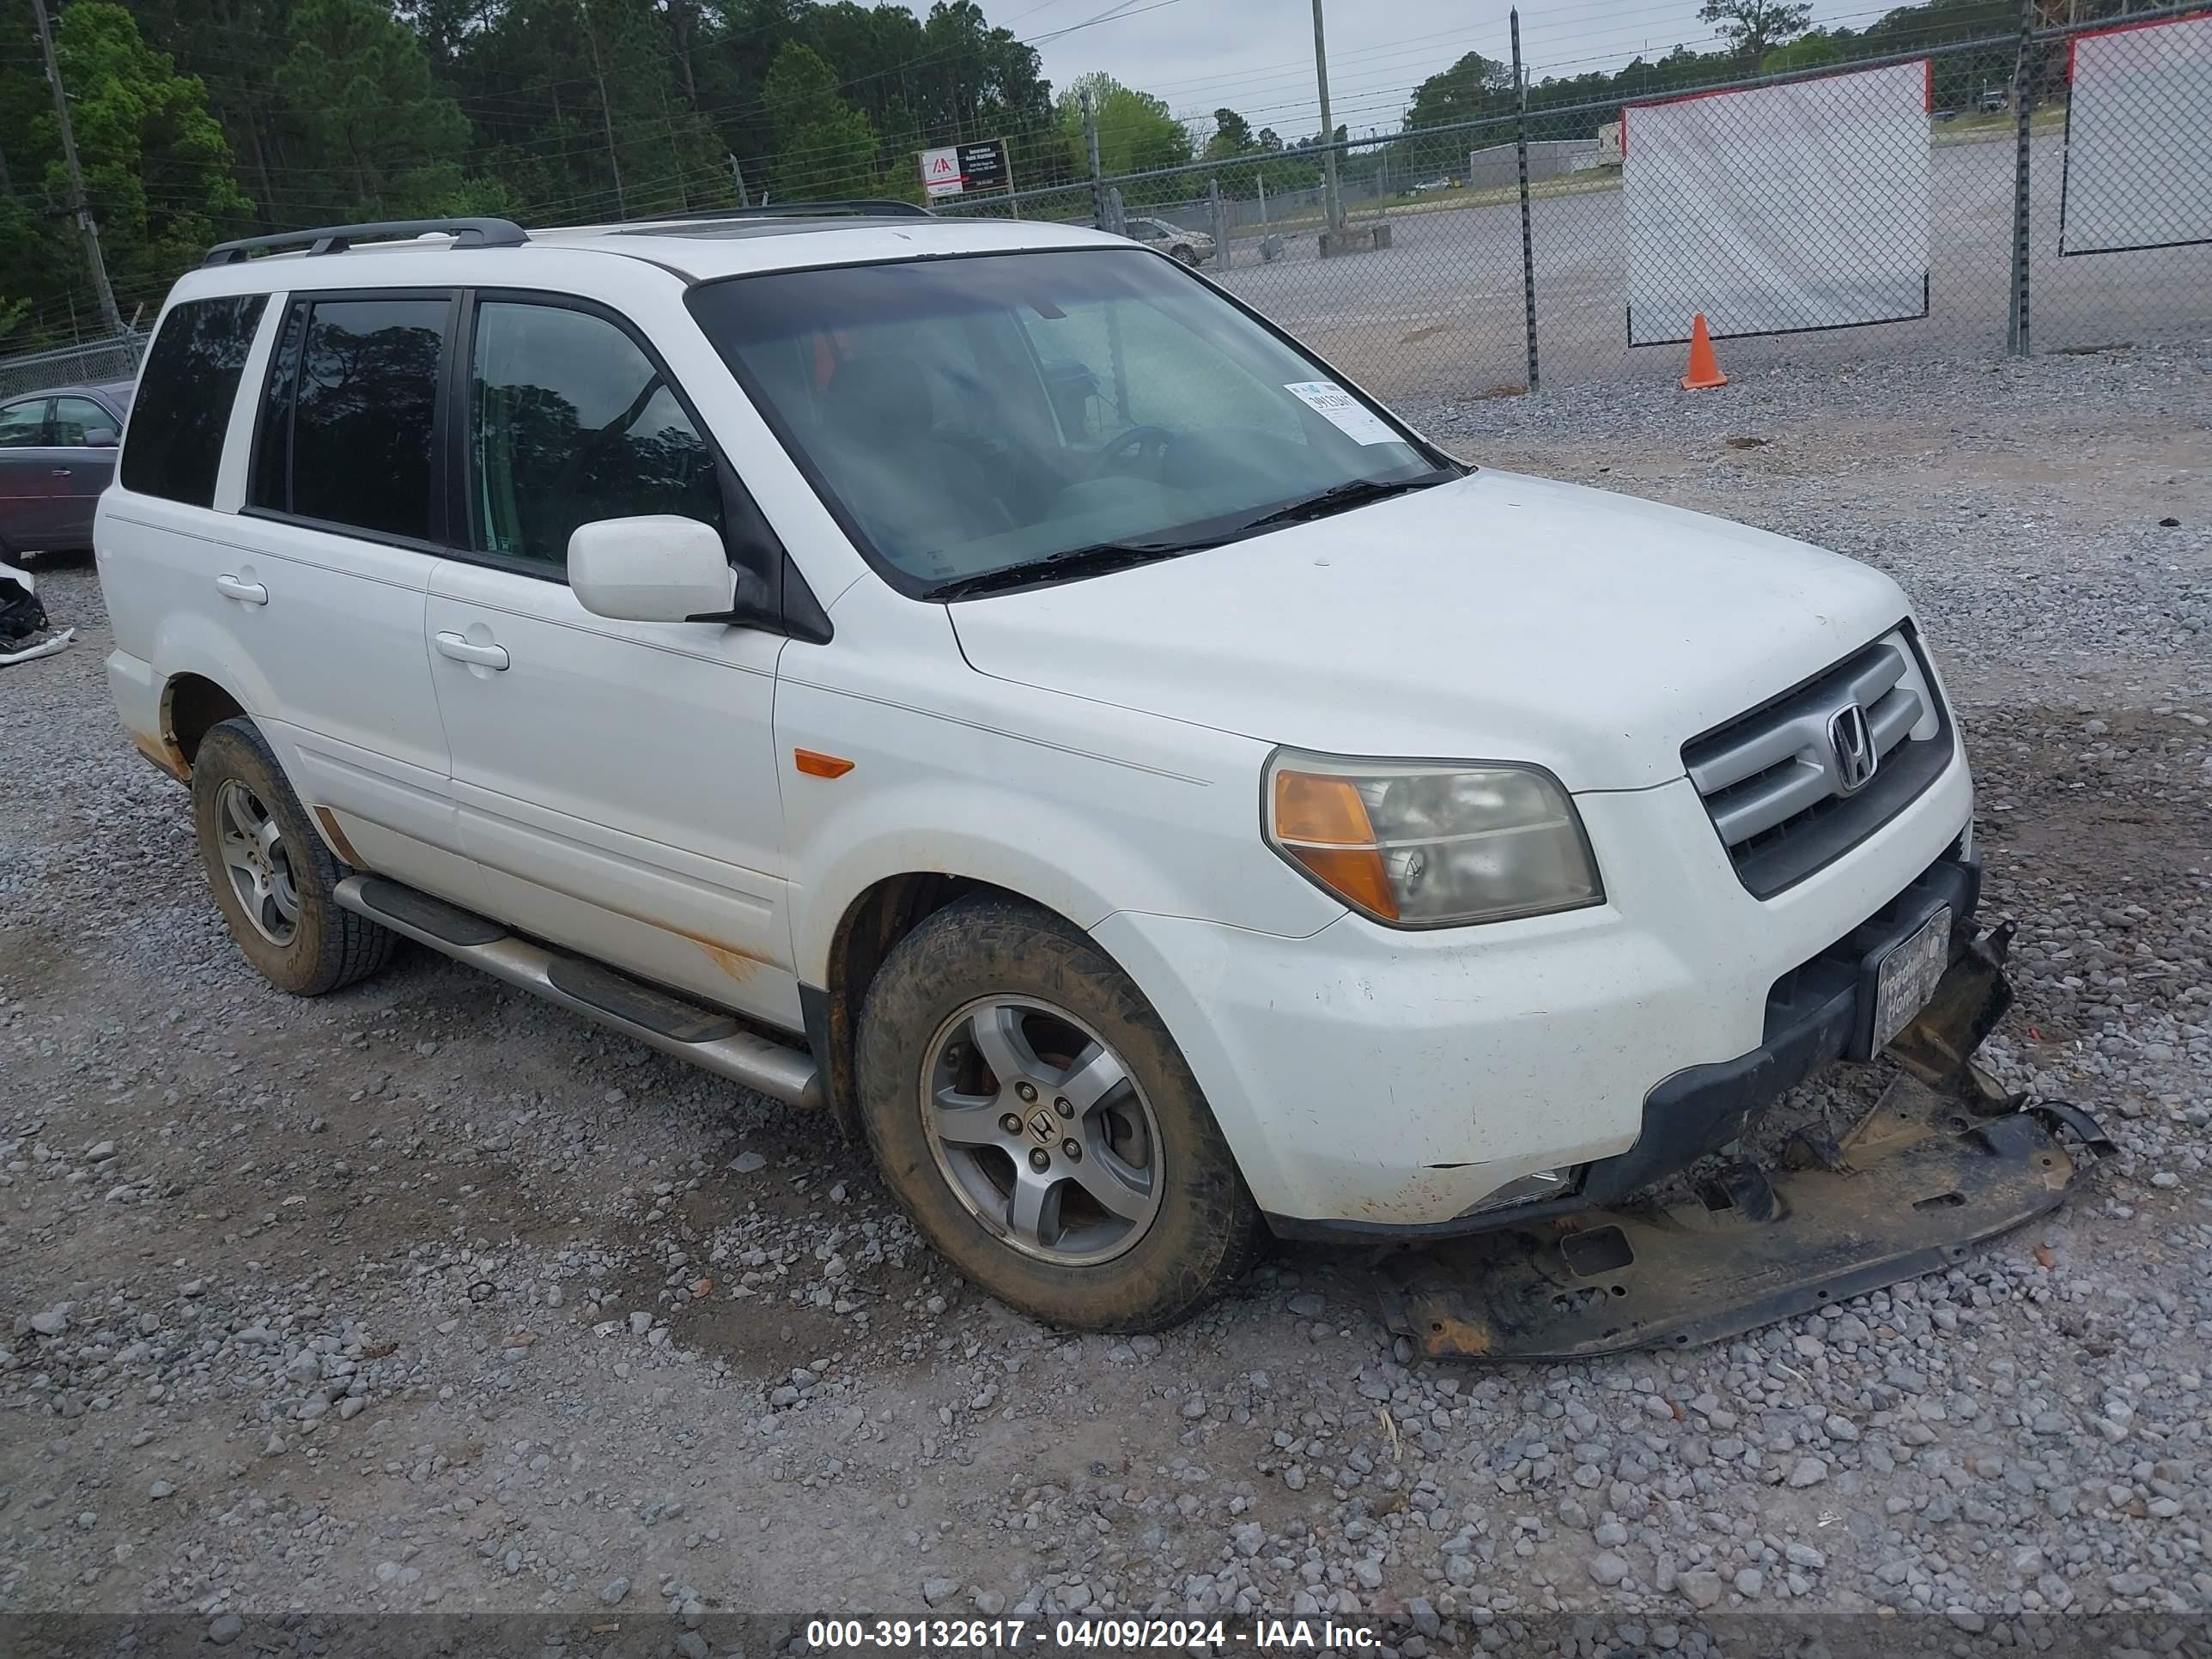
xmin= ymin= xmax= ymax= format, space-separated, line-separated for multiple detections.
xmin=3 ymin=346 xmax=2208 ymax=1656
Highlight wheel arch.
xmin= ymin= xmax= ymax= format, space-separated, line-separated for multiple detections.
xmin=162 ymin=672 xmax=249 ymax=774
xmin=808 ymin=873 xmax=1097 ymax=1140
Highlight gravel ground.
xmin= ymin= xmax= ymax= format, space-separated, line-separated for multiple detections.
xmin=2 ymin=347 xmax=2208 ymax=1656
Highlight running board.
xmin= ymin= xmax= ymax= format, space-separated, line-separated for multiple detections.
xmin=333 ymin=875 xmax=822 ymax=1111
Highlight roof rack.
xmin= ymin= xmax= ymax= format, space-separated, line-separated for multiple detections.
xmin=203 ymin=216 xmax=530 ymax=267
xmin=641 ymin=200 xmax=934 ymax=222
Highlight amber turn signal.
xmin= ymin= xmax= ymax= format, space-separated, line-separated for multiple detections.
xmin=794 ymin=749 xmax=854 ymax=779
xmin=1268 ymin=769 xmax=1399 ymax=921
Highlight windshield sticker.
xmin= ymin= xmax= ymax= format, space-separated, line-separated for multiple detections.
xmin=1283 ymin=381 xmax=1401 ymax=446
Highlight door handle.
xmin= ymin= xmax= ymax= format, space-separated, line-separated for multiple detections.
xmin=51 ymin=467 xmax=71 ymax=478
xmin=434 ymin=630 xmax=509 ymax=671
xmin=214 ymin=574 xmax=267 ymax=605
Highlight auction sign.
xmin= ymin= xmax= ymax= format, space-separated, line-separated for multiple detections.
xmin=919 ymin=137 xmax=1012 ymax=199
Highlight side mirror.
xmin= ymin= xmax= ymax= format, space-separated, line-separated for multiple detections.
xmin=568 ymin=516 xmax=736 ymax=623
xmin=83 ymin=427 xmax=118 ymax=448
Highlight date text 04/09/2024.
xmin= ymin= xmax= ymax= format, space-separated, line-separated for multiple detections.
xmin=804 ymin=1617 xmax=1381 ymax=1650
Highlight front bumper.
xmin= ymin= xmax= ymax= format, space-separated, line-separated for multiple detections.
xmin=1576 ymin=852 xmax=1981 ymax=1210
xmin=1095 ymin=752 xmax=1977 ymax=1230
xmin=1266 ymin=852 xmax=1982 ymax=1238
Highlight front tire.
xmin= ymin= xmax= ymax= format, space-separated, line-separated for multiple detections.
xmin=856 ymin=895 xmax=1265 ymax=1331
xmin=1171 ymin=244 xmax=1199 ymax=266
xmin=191 ymin=716 xmax=397 ymax=996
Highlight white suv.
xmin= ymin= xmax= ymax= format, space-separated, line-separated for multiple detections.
xmin=97 ymin=207 xmax=1976 ymax=1331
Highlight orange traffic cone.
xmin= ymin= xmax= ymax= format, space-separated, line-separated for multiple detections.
xmin=1680 ymin=313 xmax=1728 ymax=390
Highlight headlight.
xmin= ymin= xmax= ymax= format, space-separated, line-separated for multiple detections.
xmin=1264 ymin=750 xmax=1602 ymax=927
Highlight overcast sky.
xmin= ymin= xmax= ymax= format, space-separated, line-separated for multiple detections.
xmin=1017 ymin=0 xmax=1848 ymax=137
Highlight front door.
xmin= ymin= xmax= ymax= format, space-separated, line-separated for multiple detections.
xmin=45 ymin=394 xmax=123 ymax=549
xmin=425 ymin=295 xmax=798 ymax=1026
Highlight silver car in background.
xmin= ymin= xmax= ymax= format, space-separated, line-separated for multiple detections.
xmin=1123 ymin=216 xmax=1216 ymax=266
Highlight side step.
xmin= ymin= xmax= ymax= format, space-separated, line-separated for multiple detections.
xmin=335 ymin=875 xmax=821 ymax=1111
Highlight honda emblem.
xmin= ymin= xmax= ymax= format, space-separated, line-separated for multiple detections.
xmin=1828 ymin=703 xmax=1877 ymax=793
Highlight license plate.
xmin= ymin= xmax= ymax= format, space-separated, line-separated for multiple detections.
xmin=1874 ymin=906 xmax=1951 ymax=1052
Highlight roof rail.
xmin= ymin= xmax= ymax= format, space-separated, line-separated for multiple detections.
xmin=203 ymin=217 xmax=530 ymax=267
xmin=644 ymin=200 xmax=934 ymax=222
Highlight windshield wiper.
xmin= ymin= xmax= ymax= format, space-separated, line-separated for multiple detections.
xmin=927 ymin=538 xmax=1223 ymax=600
xmin=1235 ymin=471 xmax=1455 ymax=532
xmin=925 ymin=471 xmax=1457 ymax=599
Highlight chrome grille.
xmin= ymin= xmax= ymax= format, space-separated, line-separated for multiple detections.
xmin=1684 ymin=627 xmax=1953 ymax=898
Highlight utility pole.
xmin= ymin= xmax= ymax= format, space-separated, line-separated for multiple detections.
xmin=30 ymin=0 xmax=123 ymax=338
xmin=1310 ymin=0 xmax=1342 ymax=232
xmin=728 ymin=153 xmax=749 ymax=208
xmin=580 ymin=3 xmax=627 ymax=220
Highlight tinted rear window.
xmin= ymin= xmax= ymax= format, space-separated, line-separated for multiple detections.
xmin=119 ymin=295 xmax=266 ymax=507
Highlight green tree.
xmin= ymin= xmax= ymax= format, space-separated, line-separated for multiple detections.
xmin=125 ymin=0 xmax=290 ymax=230
xmin=1054 ymin=73 xmax=1191 ymax=177
xmin=52 ymin=3 xmax=250 ymax=316
xmin=441 ymin=0 xmax=729 ymax=222
xmin=1760 ymin=30 xmax=1844 ymax=73
xmin=276 ymin=0 xmax=475 ymax=218
xmin=1403 ymin=52 xmax=1511 ymax=130
xmin=1205 ymin=106 xmax=1254 ymax=159
xmin=762 ymin=42 xmax=878 ymax=202
xmin=1697 ymin=0 xmax=1815 ymax=59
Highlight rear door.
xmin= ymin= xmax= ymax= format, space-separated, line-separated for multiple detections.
xmin=0 ymin=398 xmax=54 ymax=550
xmin=45 ymin=394 xmax=124 ymax=549
xmin=210 ymin=290 xmax=474 ymax=901
xmin=424 ymin=292 xmax=797 ymax=1024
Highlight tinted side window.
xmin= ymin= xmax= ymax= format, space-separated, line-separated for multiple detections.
xmin=51 ymin=398 xmax=114 ymax=444
xmin=283 ymin=298 xmax=447 ymax=542
xmin=119 ymin=295 xmax=266 ymax=506
xmin=468 ymin=301 xmax=722 ymax=568
xmin=0 ymin=400 xmax=45 ymax=447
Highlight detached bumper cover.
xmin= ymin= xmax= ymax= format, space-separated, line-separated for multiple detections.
xmin=1380 ymin=1076 xmax=2103 ymax=1360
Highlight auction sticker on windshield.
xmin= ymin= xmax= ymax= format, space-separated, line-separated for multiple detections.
xmin=1283 ymin=380 xmax=1400 ymax=445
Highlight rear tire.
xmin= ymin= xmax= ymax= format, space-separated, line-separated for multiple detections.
xmin=191 ymin=716 xmax=397 ymax=996
xmin=856 ymin=894 xmax=1266 ymax=1332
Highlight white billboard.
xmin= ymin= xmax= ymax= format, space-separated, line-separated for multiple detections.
xmin=2061 ymin=14 xmax=2212 ymax=255
xmin=1623 ymin=60 xmax=1934 ymax=345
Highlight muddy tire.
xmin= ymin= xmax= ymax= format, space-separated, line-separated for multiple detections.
xmin=191 ymin=716 xmax=397 ymax=996
xmin=856 ymin=894 xmax=1266 ymax=1331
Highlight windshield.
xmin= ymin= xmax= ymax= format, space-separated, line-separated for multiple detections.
xmin=685 ymin=248 xmax=1450 ymax=598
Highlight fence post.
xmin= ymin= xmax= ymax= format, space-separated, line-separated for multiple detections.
xmin=1511 ymin=8 xmax=1540 ymax=393
xmin=1207 ymin=177 xmax=1230 ymax=268
xmin=2006 ymin=0 xmax=2034 ymax=356
xmin=1083 ymin=92 xmax=1106 ymax=230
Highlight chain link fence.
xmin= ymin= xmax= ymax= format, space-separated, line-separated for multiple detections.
xmin=4 ymin=9 xmax=2202 ymax=414
xmin=0 ymin=332 xmax=145 ymax=401
xmin=941 ymin=5 xmax=2210 ymax=409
